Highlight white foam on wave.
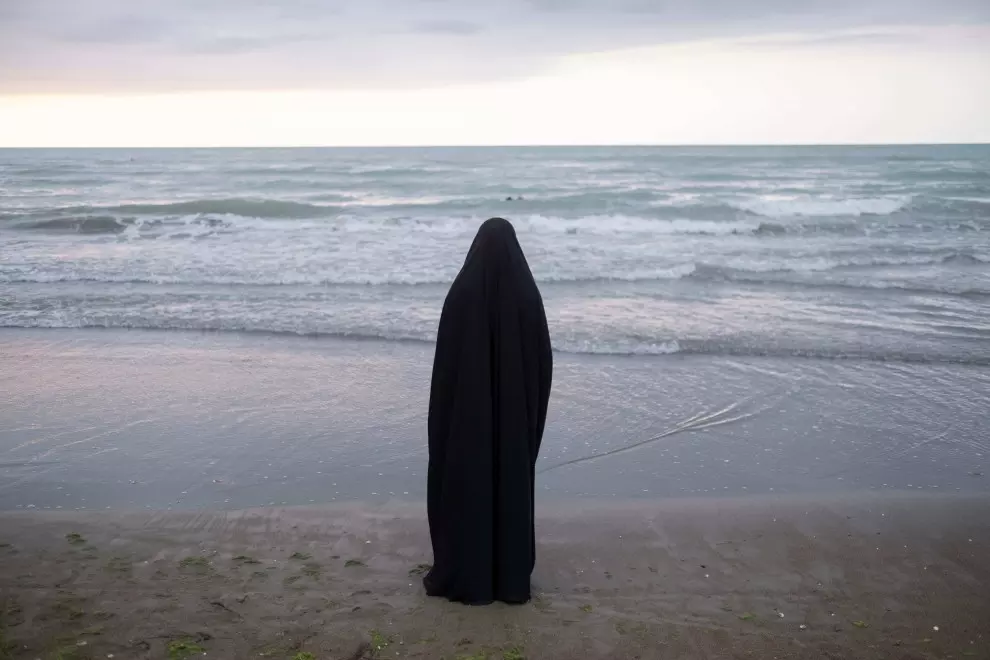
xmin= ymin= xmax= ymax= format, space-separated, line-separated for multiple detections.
xmin=732 ymin=195 xmax=911 ymax=218
xmin=25 ymin=205 xmax=892 ymax=244
xmin=8 ymin=249 xmax=980 ymax=288
xmin=515 ymin=214 xmax=757 ymax=236
xmin=555 ymin=338 xmax=682 ymax=355
xmin=197 ymin=212 xmax=762 ymax=239
xmin=945 ymin=196 xmax=990 ymax=205
xmin=0 ymin=262 xmax=700 ymax=287
xmin=542 ymin=263 xmax=698 ymax=283
xmin=713 ymin=252 xmax=975 ymax=275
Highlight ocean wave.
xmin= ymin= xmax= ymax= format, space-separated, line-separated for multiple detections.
xmin=15 ymin=216 xmax=132 ymax=234
xmin=730 ymin=196 xmax=911 ymax=218
xmin=0 ymin=263 xmax=696 ymax=287
xmin=515 ymin=214 xmax=759 ymax=236
xmin=109 ymin=199 xmax=336 ymax=219
xmin=5 ymin=191 xmax=982 ymax=240
xmin=916 ymin=196 xmax=990 ymax=217
xmin=4 ymin=165 xmax=80 ymax=176
xmin=10 ymin=199 xmax=339 ymax=221
xmin=2 ymin=322 xmax=986 ymax=366
xmin=940 ymin=253 xmax=990 ymax=266
xmin=885 ymin=154 xmax=937 ymax=162
xmin=943 ymin=196 xmax=990 ymax=205
xmin=0 ymin=176 xmax=108 ymax=187
xmin=4 ymin=253 xmax=986 ymax=294
xmin=0 ymin=209 xmax=788 ymax=238
xmin=687 ymin=264 xmax=990 ymax=298
xmin=565 ymin=341 xmax=990 ymax=366
xmin=898 ymin=168 xmax=990 ymax=183
xmin=693 ymin=251 xmax=989 ymax=275
xmin=8 ymin=214 xmax=229 ymax=235
xmin=214 ymin=164 xmax=332 ymax=176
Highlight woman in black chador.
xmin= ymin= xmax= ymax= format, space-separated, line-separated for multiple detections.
xmin=424 ymin=217 xmax=553 ymax=605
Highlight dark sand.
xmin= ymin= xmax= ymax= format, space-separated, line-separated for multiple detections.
xmin=2 ymin=494 xmax=988 ymax=660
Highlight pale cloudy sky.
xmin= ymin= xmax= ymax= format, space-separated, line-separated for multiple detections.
xmin=0 ymin=0 xmax=988 ymax=146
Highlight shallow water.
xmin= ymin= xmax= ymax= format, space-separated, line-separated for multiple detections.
xmin=1 ymin=330 xmax=986 ymax=511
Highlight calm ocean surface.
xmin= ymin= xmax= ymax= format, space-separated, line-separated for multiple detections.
xmin=2 ymin=145 xmax=989 ymax=364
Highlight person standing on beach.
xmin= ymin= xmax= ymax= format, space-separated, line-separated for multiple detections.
xmin=424 ymin=217 xmax=553 ymax=605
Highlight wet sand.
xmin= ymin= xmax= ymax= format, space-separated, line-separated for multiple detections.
xmin=1 ymin=494 xmax=988 ymax=659
xmin=2 ymin=329 xmax=988 ymax=511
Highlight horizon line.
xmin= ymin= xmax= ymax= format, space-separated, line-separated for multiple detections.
xmin=1 ymin=142 xmax=988 ymax=150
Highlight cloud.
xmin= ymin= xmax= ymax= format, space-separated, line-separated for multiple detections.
xmin=787 ymin=32 xmax=918 ymax=46
xmin=527 ymin=0 xmax=990 ymax=22
xmin=735 ymin=24 xmax=990 ymax=51
xmin=528 ymin=0 xmax=581 ymax=12
xmin=0 ymin=0 xmax=986 ymax=93
xmin=412 ymin=20 xmax=485 ymax=36
xmin=185 ymin=33 xmax=328 ymax=55
xmin=55 ymin=15 xmax=171 ymax=45
xmin=727 ymin=29 xmax=916 ymax=50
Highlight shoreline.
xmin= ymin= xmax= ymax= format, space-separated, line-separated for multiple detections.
xmin=2 ymin=327 xmax=988 ymax=512
xmin=4 ymin=325 xmax=990 ymax=368
xmin=2 ymin=493 xmax=988 ymax=659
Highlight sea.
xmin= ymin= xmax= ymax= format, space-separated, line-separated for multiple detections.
xmin=1 ymin=145 xmax=988 ymax=510
xmin=2 ymin=145 xmax=990 ymax=362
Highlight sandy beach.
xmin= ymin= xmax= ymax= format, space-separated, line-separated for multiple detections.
xmin=1 ymin=494 xmax=988 ymax=659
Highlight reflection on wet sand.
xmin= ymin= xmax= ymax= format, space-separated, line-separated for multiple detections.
xmin=0 ymin=328 xmax=987 ymax=510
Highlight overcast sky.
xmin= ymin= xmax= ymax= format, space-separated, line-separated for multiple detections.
xmin=1 ymin=0 xmax=988 ymax=146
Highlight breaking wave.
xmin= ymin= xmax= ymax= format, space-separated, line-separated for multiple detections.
xmin=4 ymin=199 xmax=337 ymax=224
xmin=3 ymin=252 xmax=986 ymax=294
xmin=730 ymin=196 xmax=911 ymax=218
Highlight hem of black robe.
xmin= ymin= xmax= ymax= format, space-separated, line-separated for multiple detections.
xmin=423 ymin=575 xmax=530 ymax=606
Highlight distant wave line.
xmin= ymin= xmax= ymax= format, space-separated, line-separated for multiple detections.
xmin=7 ymin=191 xmax=975 ymax=229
